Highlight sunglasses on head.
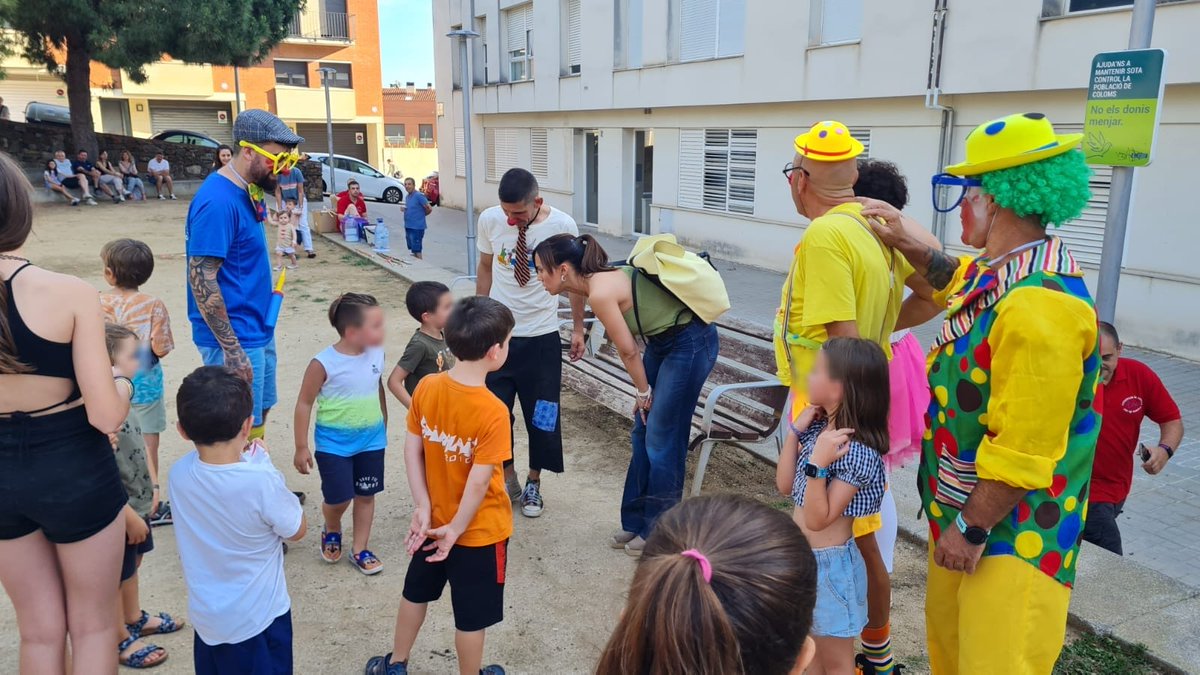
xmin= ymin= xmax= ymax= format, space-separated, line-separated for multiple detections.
xmin=930 ymin=173 xmax=983 ymax=213
xmin=238 ymin=141 xmax=301 ymax=175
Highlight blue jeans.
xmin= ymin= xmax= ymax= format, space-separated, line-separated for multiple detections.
xmin=194 ymin=610 xmax=292 ymax=675
xmin=620 ymin=321 xmax=719 ymax=539
xmin=197 ymin=338 xmax=278 ymax=428
xmin=405 ymin=227 xmax=425 ymax=254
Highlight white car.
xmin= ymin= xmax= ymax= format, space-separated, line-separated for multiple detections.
xmin=307 ymin=153 xmax=408 ymax=204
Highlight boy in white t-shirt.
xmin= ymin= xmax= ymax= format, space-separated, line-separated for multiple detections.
xmin=169 ymin=366 xmax=307 ymax=674
xmin=475 ymin=168 xmax=585 ymax=519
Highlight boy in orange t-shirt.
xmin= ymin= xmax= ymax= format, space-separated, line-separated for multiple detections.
xmin=366 ymin=296 xmax=516 ymax=675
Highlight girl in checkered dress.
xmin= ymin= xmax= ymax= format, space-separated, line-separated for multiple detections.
xmin=775 ymin=337 xmax=888 ymax=674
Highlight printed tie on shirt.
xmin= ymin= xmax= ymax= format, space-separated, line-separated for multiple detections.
xmin=513 ymin=224 xmax=531 ymax=287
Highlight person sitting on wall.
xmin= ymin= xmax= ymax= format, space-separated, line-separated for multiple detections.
xmin=336 ymin=180 xmax=368 ymax=228
xmin=73 ymin=150 xmax=117 ymax=201
xmin=53 ymin=150 xmax=96 ymax=205
xmin=147 ymin=151 xmax=177 ymax=200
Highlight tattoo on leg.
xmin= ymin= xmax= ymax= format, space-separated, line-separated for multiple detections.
xmin=924 ymin=247 xmax=958 ymax=291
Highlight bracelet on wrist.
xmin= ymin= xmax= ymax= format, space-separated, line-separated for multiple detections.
xmin=636 ymin=386 xmax=652 ymax=400
xmin=1160 ymin=443 xmax=1175 ymax=459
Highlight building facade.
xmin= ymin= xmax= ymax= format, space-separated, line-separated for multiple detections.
xmin=1 ymin=0 xmax=384 ymax=165
xmin=384 ymin=84 xmax=439 ymax=147
xmin=433 ymin=0 xmax=1200 ymax=359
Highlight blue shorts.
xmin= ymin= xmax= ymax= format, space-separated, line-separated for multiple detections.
xmin=811 ymin=538 xmax=869 ymax=638
xmin=194 ymin=610 xmax=292 ymax=675
xmin=121 ymin=521 xmax=154 ymax=582
xmin=197 ymin=338 xmax=278 ymax=427
xmin=405 ymin=227 xmax=425 ymax=254
xmin=314 ymin=450 xmax=385 ymax=505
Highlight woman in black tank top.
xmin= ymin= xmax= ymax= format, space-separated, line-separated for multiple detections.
xmin=0 ymin=151 xmax=134 ymax=675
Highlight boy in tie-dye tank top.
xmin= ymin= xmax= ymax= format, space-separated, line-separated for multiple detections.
xmin=294 ymin=293 xmax=389 ymax=575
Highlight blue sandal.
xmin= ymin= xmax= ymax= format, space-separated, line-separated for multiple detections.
xmin=351 ymin=549 xmax=383 ymax=575
xmin=119 ymin=634 xmax=167 ymax=669
xmin=127 ymin=609 xmax=183 ymax=638
xmin=321 ymin=529 xmax=343 ymax=563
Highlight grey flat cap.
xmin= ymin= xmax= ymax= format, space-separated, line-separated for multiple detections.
xmin=233 ymin=109 xmax=305 ymax=146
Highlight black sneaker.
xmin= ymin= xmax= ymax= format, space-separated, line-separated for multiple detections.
xmin=520 ymin=480 xmax=544 ymax=518
xmin=481 ymin=666 xmax=506 ymax=675
xmin=364 ymin=653 xmax=408 ymax=675
xmin=149 ymin=501 xmax=172 ymax=527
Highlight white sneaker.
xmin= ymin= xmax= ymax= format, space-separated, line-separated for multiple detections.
xmin=118 ymin=194 xmax=126 ymax=202
xmin=85 ymin=197 xmax=97 ymax=206
xmin=169 ymin=194 xmax=177 ymax=200
xmin=70 ymin=198 xmax=80 ymax=207
xmin=158 ymin=194 xmax=166 ymax=200
xmin=624 ymin=536 xmax=646 ymax=557
xmin=609 ymin=530 xmax=637 ymax=549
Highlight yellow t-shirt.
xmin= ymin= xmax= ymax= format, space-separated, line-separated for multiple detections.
xmin=773 ymin=202 xmax=914 ymax=399
xmin=406 ymin=372 xmax=514 ymax=547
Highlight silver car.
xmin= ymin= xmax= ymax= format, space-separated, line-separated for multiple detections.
xmin=307 ymin=152 xmax=408 ymax=204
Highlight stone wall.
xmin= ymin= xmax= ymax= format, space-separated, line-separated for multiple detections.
xmin=0 ymin=119 xmax=325 ymax=198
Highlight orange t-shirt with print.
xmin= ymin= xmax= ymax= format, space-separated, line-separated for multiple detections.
xmin=406 ymin=372 xmax=513 ymax=547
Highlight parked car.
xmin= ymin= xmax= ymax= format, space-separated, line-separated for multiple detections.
xmin=421 ymin=172 xmax=440 ymax=207
xmin=307 ymin=152 xmax=408 ymax=204
xmin=24 ymin=101 xmax=71 ymax=125
xmin=150 ymin=129 xmax=220 ymax=148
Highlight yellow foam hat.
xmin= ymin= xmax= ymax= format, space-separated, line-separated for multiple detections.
xmin=945 ymin=112 xmax=1083 ymax=176
xmin=793 ymin=121 xmax=864 ymax=162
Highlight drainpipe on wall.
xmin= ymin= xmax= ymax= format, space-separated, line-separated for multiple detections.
xmin=925 ymin=0 xmax=954 ymax=244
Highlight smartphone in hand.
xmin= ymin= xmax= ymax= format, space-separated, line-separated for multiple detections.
xmin=1139 ymin=443 xmax=1152 ymax=462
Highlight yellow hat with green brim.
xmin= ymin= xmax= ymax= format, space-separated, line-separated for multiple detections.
xmin=793 ymin=120 xmax=864 ymax=162
xmin=944 ymin=112 xmax=1084 ymax=176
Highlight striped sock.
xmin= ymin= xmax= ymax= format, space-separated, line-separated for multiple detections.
xmin=860 ymin=623 xmax=895 ymax=674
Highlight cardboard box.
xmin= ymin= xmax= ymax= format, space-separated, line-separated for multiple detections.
xmin=312 ymin=210 xmax=340 ymax=234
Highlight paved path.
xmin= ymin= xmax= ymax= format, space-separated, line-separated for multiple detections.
xmin=366 ymin=201 xmax=1200 ymax=588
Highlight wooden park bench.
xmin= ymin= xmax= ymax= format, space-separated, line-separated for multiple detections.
xmin=560 ymin=312 xmax=788 ymax=495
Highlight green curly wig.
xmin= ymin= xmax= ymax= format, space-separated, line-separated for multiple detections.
xmin=979 ymin=150 xmax=1092 ymax=227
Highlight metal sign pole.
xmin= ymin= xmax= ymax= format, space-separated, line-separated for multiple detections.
xmin=448 ymin=29 xmax=480 ymax=277
xmin=1094 ymin=0 xmax=1156 ymax=322
xmin=319 ymin=67 xmax=337 ymax=208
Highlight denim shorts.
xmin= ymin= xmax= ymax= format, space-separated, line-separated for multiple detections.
xmin=314 ymin=450 xmax=385 ymax=504
xmin=812 ymin=538 xmax=869 ymax=638
xmin=197 ymin=338 xmax=278 ymax=427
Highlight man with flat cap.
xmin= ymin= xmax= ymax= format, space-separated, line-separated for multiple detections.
xmin=186 ymin=109 xmax=305 ymax=440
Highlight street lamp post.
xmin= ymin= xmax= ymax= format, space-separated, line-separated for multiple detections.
xmin=447 ymin=29 xmax=480 ymax=276
xmin=318 ymin=67 xmax=338 ymax=208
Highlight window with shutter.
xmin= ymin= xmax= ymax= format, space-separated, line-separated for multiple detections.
xmin=812 ymin=0 xmax=863 ymax=46
xmin=486 ymin=128 xmax=519 ymax=182
xmin=455 ymin=128 xmax=466 ymax=177
xmin=565 ymin=0 xmax=582 ymax=74
xmin=1046 ymin=126 xmax=1110 ymax=267
xmin=505 ymin=4 xmax=534 ymax=82
xmin=678 ymin=0 xmax=744 ymax=62
xmin=678 ymin=128 xmax=757 ymax=215
xmin=531 ymin=128 xmax=549 ymax=179
xmin=476 ymin=16 xmax=489 ymax=84
xmin=849 ymin=127 xmax=871 ymax=158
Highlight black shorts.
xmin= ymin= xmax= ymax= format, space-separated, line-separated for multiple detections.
xmin=314 ymin=449 xmax=385 ymax=505
xmin=0 ymin=406 xmax=127 ymax=543
xmin=402 ymin=539 xmax=508 ymax=632
xmin=60 ymin=176 xmax=82 ymax=190
xmin=121 ymin=522 xmax=154 ymax=582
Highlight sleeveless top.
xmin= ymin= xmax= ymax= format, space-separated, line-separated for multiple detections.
xmin=2 ymin=264 xmax=81 ymax=412
xmin=619 ymin=266 xmax=693 ymax=337
xmin=919 ymin=240 xmax=1101 ymax=587
xmin=313 ymin=345 xmax=387 ymax=457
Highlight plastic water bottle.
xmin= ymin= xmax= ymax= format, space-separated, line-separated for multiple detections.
xmin=373 ymin=217 xmax=390 ymax=252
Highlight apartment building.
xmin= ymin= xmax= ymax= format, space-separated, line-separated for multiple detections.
xmin=433 ymin=0 xmax=1200 ymax=359
xmin=0 ymin=0 xmax=384 ymax=164
xmin=384 ymin=84 xmax=439 ymax=147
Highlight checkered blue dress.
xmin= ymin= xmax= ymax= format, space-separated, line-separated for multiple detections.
xmin=791 ymin=418 xmax=887 ymax=517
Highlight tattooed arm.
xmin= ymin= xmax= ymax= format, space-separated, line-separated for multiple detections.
xmin=188 ymin=256 xmax=253 ymax=383
xmin=858 ymin=197 xmax=961 ymax=292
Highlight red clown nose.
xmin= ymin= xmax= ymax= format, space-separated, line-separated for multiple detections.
xmin=507 ymin=217 xmax=520 ymax=226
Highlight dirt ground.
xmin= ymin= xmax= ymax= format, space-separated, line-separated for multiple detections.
xmin=0 ymin=200 xmax=936 ymax=674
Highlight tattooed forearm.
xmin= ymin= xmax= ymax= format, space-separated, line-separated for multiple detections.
xmin=922 ymin=246 xmax=959 ymax=291
xmin=187 ymin=256 xmax=240 ymax=352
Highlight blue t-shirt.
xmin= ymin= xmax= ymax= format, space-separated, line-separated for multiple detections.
xmin=185 ymin=174 xmax=274 ymax=349
xmin=279 ymin=167 xmax=303 ymax=202
xmin=404 ymin=191 xmax=429 ymax=230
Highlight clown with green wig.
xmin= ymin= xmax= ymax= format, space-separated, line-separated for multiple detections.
xmin=862 ymin=112 xmax=1102 ymax=674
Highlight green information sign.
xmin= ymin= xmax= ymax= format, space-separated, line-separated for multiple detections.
xmin=1083 ymin=48 xmax=1166 ymax=167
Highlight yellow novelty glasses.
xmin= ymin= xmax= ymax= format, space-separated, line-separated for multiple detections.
xmin=238 ymin=141 xmax=301 ymax=175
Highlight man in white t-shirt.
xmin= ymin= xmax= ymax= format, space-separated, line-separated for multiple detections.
xmin=477 ymin=168 xmax=585 ymax=519
xmin=147 ymin=151 xmax=176 ymax=199
xmin=169 ymin=367 xmax=306 ymax=672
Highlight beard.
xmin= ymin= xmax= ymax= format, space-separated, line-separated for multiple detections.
xmin=250 ymin=155 xmax=280 ymax=193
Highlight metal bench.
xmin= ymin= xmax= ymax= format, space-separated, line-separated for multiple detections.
xmin=560 ymin=314 xmax=788 ymax=495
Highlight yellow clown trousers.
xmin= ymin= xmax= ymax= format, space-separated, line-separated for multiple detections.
xmin=925 ymin=544 xmax=1070 ymax=675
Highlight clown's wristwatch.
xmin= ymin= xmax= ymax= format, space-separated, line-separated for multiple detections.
xmin=956 ymin=512 xmax=989 ymax=546
xmin=803 ymin=463 xmax=830 ymax=479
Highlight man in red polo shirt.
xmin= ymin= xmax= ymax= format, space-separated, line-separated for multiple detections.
xmin=1085 ymin=322 xmax=1184 ymax=555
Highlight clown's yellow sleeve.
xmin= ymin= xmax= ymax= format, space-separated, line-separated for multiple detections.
xmin=975 ymin=286 xmax=1097 ymax=490
xmin=930 ymin=256 xmax=974 ymax=309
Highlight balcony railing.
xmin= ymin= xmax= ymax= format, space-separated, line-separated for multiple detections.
xmin=287 ymin=11 xmax=353 ymax=42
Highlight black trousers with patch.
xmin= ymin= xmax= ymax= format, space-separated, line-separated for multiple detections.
xmin=1082 ymin=500 xmax=1124 ymax=555
xmin=485 ymin=331 xmax=564 ymax=473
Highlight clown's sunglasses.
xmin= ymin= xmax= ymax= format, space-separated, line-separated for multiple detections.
xmin=238 ymin=141 xmax=301 ymax=175
xmin=931 ymin=173 xmax=983 ymax=213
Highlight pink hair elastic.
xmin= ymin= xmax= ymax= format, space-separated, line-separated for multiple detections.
xmin=680 ymin=549 xmax=713 ymax=583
